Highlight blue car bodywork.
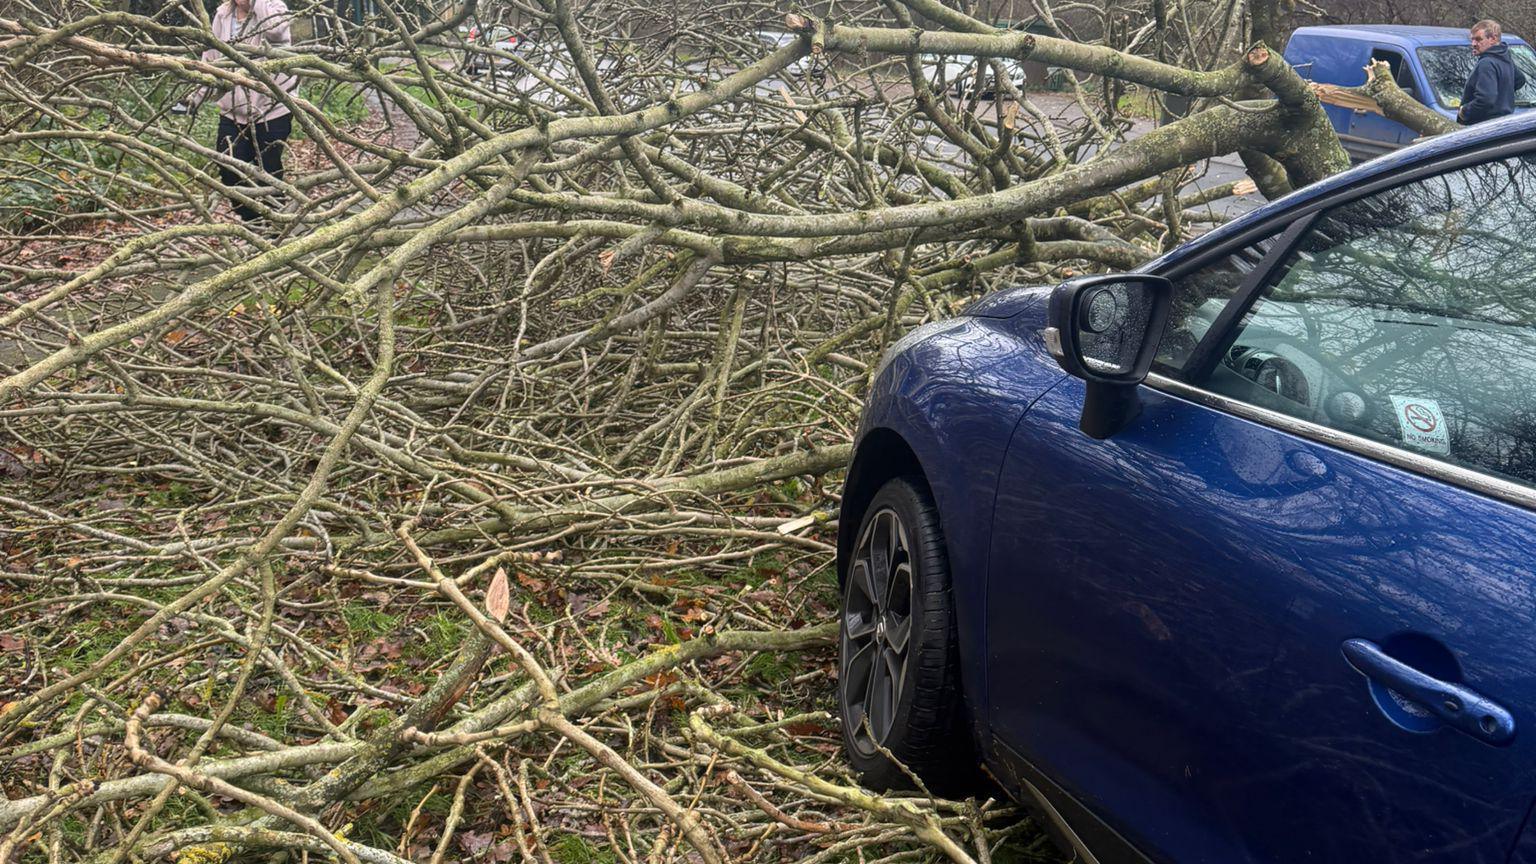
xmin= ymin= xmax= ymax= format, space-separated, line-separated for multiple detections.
xmin=1284 ymin=25 xmax=1536 ymax=161
xmin=840 ymin=114 xmax=1536 ymax=862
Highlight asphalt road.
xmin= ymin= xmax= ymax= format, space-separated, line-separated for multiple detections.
xmin=932 ymin=89 xmax=1265 ymax=224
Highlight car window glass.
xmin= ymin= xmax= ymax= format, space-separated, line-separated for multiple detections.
xmin=1155 ymin=236 xmax=1281 ymax=371
xmin=1418 ymin=45 xmax=1536 ymax=108
xmin=1195 ymin=154 xmax=1536 ymax=490
xmin=1368 ymin=48 xmax=1413 ymax=91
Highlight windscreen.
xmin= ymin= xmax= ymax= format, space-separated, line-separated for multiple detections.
xmin=1417 ymin=43 xmax=1536 ymax=108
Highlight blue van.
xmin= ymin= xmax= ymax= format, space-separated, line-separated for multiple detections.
xmin=1284 ymin=25 xmax=1536 ymax=160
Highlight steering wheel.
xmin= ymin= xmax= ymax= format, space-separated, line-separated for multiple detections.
xmin=1230 ymin=348 xmax=1311 ymax=406
xmin=1225 ymin=341 xmax=1408 ymax=445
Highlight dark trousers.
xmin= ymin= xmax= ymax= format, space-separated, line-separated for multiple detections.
xmin=215 ymin=113 xmax=291 ymax=222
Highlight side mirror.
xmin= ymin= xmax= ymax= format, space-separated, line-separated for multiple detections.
xmin=1043 ymin=274 xmax=1173 ymax=439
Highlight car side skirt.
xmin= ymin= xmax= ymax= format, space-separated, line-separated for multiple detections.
xmin=992 ymin=740 xmax=1156 ymax=864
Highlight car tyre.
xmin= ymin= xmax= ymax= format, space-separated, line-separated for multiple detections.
xmin=838 ymin=475 xmax=978 ymax=794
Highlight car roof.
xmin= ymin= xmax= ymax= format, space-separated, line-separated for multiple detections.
xmin=1290 ymin=24 xmax=1529 ymax=49
xmin=1149 ymin=111 xmax=1536 ymax=270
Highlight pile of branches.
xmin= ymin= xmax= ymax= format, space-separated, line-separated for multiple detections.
xmin=0 ymin=0 xmax=1434 ymax=859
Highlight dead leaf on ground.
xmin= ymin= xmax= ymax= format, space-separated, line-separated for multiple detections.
xmin=487 ymin=567 xmax=510 ymax=622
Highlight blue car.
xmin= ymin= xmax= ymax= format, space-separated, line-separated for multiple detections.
xmin=1285 ymin=25 xmax=1536 ymax=161
xmin=836 ymin=113 xmax=1536 ymax=863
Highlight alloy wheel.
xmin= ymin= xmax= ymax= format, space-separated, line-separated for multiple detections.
xmin=841 ymin=506 xmax=914 ymax=757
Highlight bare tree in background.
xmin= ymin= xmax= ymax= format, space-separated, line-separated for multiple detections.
xmin=1308 ymin=0 xmax=1536 ymax=51
xmin=0 ymin=0 xmax=1425 ymax=860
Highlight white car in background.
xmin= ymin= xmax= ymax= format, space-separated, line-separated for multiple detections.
xmin=464 ymin=25 xmax=526 ymax=76
xmin=919 ymin=53 xmax=1026 ymax=98
xmin=755 ymin=30 xmax=823 ymax=80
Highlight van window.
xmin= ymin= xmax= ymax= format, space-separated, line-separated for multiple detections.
xmin=1417 ymin=44 xmax=1536 ymax=108
xmin=1368 ymin=48 xmax=1415 ymax=92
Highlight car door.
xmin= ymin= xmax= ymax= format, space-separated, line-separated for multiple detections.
xmin=985 ymin=148 xmax=1536 ymax=863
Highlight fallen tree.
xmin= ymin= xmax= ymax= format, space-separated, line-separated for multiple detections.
xmin=0 ymin=0 xmax=1439 ymax=859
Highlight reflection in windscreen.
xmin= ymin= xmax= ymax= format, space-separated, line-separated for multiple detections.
xmin=1417 ymin=44 xmax=1536 ymax=108
xmin=1240 ymin=156 xmax=1536 ymax=487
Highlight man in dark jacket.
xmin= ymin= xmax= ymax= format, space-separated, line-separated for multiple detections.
xmin=1460 ymin=20 xmax=1527 ymax=124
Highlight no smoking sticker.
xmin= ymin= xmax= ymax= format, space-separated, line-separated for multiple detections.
xmin=1390 ymin=395 xmax=1450 ymax=455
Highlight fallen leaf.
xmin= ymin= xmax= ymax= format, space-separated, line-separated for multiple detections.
xmin=784 ymin=719 xmax=835 ymax=736
xmin=486 ymin=567 xmax=510 ymax=623
xmin=0 ymin=633 xmax=24 ymax=651
xmin=325 ymin=698 xmax=349 ymax=725
xmin=458 ymin=829 xmax=495 ymax=856
xmin=644 ymin=671 xmax=679 ymax=689
xmin=776 ymin=514 xmax=816 ymax=535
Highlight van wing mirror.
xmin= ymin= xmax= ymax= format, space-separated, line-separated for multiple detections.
xmin=1043 ymin=274 xmax=1173 ymax=439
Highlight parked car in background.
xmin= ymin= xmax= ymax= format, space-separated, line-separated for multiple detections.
xmin=837 ymin=110 xmax=1536 ymax=863
xmin=1285 ymin=25 xmax=1536 ymax=161
xmin=464 ymin=24 xmax=526 ymax=76
xmin=755 ymin=30 xmax=823 ymax=80
xmin=917 ymin=53 xmax=1026 ymax=98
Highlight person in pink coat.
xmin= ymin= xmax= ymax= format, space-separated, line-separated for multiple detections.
xmin=200 ymin=0 xmax=298 ymax=223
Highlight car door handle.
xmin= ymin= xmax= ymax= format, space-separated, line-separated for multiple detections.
xmin=1342 ymin=639 xmax=1515 ymax=746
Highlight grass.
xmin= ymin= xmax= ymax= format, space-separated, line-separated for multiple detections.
xmin=0 ymin=77 xmax=370 ymax=232
xmin=418 ymin=611 xmax=465 ymax=656
xmin=1114 ymin=89 xmax=1147 ymax=118
xmin=549 ymin=835 xmax=618 ymax=864
xmin=1115 ymin=87 xmax=1183 ymax=120
xmin=738 ymin=550 xmax=788 ymax=588
xmin=343 ymin=605 xmax=402 ymax=638
xmin=294 ymin=79 xmax=373 ymax=134
xmin=142 ymin=481 xmax=198 ymax=509
xmin=743 ymin=651 xmax=798 ymax=685
xmin=348 ymin=781 xmax=456 ymax=852
xmin=54 ymin=615 xmax=136 ymax=675
xmin=401 ymin=82 xmax=479 ymax=113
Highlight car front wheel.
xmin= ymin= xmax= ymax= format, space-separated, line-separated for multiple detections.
xmin=839 ymin=476 xmax=977 ymax=793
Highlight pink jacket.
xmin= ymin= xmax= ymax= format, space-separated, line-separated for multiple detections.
xmin=201 ymin=0 xmax=297 ymax=124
